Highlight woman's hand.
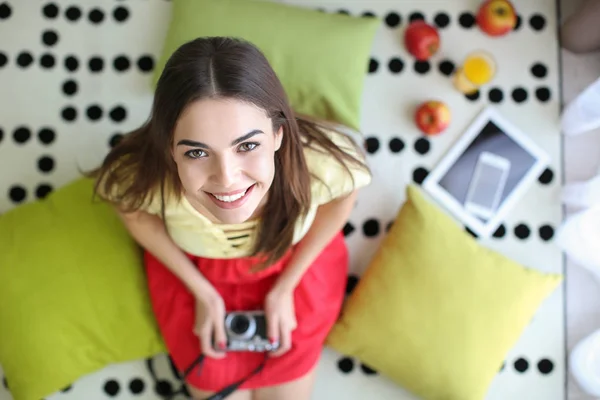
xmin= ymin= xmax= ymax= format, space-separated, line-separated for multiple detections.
xmin=265 ymin=286 xmax=297 ymax=357
xmin=193 ymin=286 xmax=228 ymax=359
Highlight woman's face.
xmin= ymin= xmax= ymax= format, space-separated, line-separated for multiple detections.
xmin=171 ymin=98 xmax=283 ymax=225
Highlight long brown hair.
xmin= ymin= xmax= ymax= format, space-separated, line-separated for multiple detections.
xmin=91 ymin=36 xmax=370 ymax=269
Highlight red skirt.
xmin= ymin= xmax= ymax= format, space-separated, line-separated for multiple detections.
xmin=143 ymin=231 xmax=348 ymax=391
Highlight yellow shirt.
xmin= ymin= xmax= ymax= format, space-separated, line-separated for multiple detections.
xmin=111 ymin=132 xmax=371 ymax=259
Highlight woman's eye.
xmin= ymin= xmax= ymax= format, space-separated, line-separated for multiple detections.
xmin=239 ymin=142 xmax=259 ymax=152
xmin=185 ymin=149 xmax=207 ymax=159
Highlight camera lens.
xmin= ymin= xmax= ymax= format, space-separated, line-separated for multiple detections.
xmin=230 ymin=315 xmax=251 ymax=335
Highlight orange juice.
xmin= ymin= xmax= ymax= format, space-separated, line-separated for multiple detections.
xmin=452 ymin=51 xmax=496 ymax=94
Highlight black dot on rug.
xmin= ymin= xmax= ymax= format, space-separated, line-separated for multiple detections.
xmin=488 ymin=88 xmax=504 ymax=103
xmin=38 ymin=156 xmax=55 ymax=173
xmin=155 ymin=380 xmax=173 ymax=396
xmin=38 ymin=127 xmax=56 ymax=145
xmin=362 ymin=219 xmax=380 ymax=237
xmin=368 ymin=58 xmax=379 ymax=73
xmin=365 ymin=137 xmax=380 ymax=154
xmin=458 ymin=12 xmax=475 ymax=28
xmin=9 ymin=185 xmax=27 ymax=204
xmin=113 ymin=55 xmax=131 ymax=72
xmin=40 ymin=54 xmax=56 ymax=69
xmin=137 ymin=55 xmax=155 ymax=72
xmin=538 ymin=168 xmax=554 ymax=184
xmin=16 ymin=52 xmax=34 ymax=68
xmin=408 ymin=12 xmax=425 ymax=22
xmin=465 ymin=90 xmax=480 ymax=101
xmin=109 ymin=106 xmax=127 ymax=123
xmin=113 ymin=6 xmax=129 ymax=22
xmin=536 ymin=87 xmax=551 ymax=102
xmin=529 ymin=14 xmax=546 ymax=31
xmin=414 ymin=60 xmax=430 ymax=74
xmin=64 ymin=55 xmax=79 ymax=72
xmin=0 ymin=3 xmax=12 ymax=20
xmin=389 ymin=137 xmax=405 ymax=153
xmin=514 ymin=14 xmax=522 ymax=30
xmin=88 ymin=56 xmax=104 ymax=72
xmin=438 ymin=60 xmax=455 ymax=76
xmin=362 ymin=11 xmax=376 ymax=18
xmin=86 ymin=105 xmax=103 ymax=121
xmin=512 ymin=88 xmax=528 ymax=103
xmin=514 ymin=358 xmax=529 ymax=373
xmin=384 ymin=12 xmax=401 ymax=28
xmin=538 ymin=225 xmax=554 ymax=241
xmin=434 ymin=12 xmax=450 ymax=28
xmin=414 ymin=137 xmax=430 ymax=155
xmin=65 ymin=6 xmax=82 ymax=22
xmin=62 ymin=79 xmax=78 ymax=96
xmin=61 ymin=106 xmax=78 ymax=122
xmin=514 ymin=224 xmax=531 ymax=239
xmin=412 ymin=167 xmax=429 ymax=184
xmin=388 ymin=57 xmax=404 ymax=74
xmin=360 ymin=363 xmax=378 ymax=375
xmin=346 ymin=274 xmax=359 ymax=295
xmin=537 ymin=358 xmax=554 ymax=374
xmin=342 ymin=222 xmax=355 ymax=237
xmin=36 ymin=184 xmax=53 ymax=199
xmin=531 ymin=63 xmax=548 ymax=78
xmin=13 ymin=126 xmax=31 ymax=144
xmin=129 ymin=378 xmax=145 ymax=394
xmin=465 ymin=227 xmax=478 ymax=238
xmin=42 ymin=3 xmax=59 ymax=19
xmin=493 ymin=224 xmax=506 ymax=238
xmin=88 ymin=8 xmax=105 ymax=24
xmin=337 ymin=357 xmax=355 ymax=373
xmin=42 ymin=30 xmax=59 ymax=47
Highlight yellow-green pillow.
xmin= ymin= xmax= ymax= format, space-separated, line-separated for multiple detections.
xmin=326 ymin=185 xmax=562 ymax=400
xmin=153 ymin=0 xmax=381 ymax=131
xmin=0 ymin=178 xmax=165 ymax=400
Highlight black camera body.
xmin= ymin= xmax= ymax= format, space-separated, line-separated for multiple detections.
xmin=222 ymin=311 xmax=278 ymax=352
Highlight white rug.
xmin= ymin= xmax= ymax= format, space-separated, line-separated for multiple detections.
xmin=0 ymin=1 xmax=565 ymax=399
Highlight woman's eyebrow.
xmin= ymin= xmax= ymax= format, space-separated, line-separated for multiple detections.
xmin=176 ymin=129 xmax=264 ymax=149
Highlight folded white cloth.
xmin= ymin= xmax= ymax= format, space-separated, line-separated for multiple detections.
xmin=561 ymin=76 xmax=600 ymax=136
xmin=570 ymin=328 xmax=600 ymax=397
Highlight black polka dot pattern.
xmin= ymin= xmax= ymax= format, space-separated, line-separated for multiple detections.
xmin=531 ymin=63 xmax=547 ymax=78
xmin=113 ymin=6 xmax=130 ymax=23
xmin=384 ymin=12 xmax=401 ymax=28
xmin=529 ymin=14 xmax=546 ymax=31
xmin=88 ymin=8 xmax=105 ymax=24
xmin=438 ymin=60 xmax=455 ymax=76
xmin=414 ymin=61 xmax=430 ymax=74
xmin=493 ymin=224 xmax=506 ymax=238
xmin=537 ymin=359 xmax=554 ymax=374
xmin=9 ymin=185 xmax=27 ymax=204
xmin=346 ymin=274 xmax=359 ymax=295
xmin=109 ymin=133 xmax=124 ymax=148
xmin=362 ymin=219 xmax=380 ymax=237
xmin=514 ymin=358 xmax=529 ymax=373
xmin=414 ymin=137 xmax=430 ymax=155
xmin=408 ymin=12 xmax=425 ymax=22
xmin=536 ymin=87 xmax=551 ymax=102
xmin=458 ymin=12 xmax=475 ymax=28
xmin=412 ymin=167 xmax=429 ymax=184
xmin=137 ymin=55 xmax=155 ymax=72
xmin=512 ymin=88 xmax=528 ymax=103
xmin=42 ymin=30 xmax=59 ymax=47
xmin=337 ymin=357 xmax=355 ymax=373
xmin=389 ymin=137 xmax=405 ymax=153
xmin=388 ymin=57 xmax=404 ymax=74
xmin=514 ymin=224 xmax=531 ymax=240
xmin=365 ymin=137 xmax=380 ymax=154
xmin=538 ymin=225 xmax=554 ymax=241
xmin=360 ymin=363 xmax=378 ymax=375
xmin=129 ymin=378 xmax=145 ymax=394
xmin=465 ymin=90 xmax=480 ymax=101
xmin=65 ymin=6 xmax=82 ymax=22
xmin=488 ymin=88 xmax=504 ymax=103
xmin=0 ymin=3 xmax=12 ymax=20
xmin=17 ymin=52 xmax=34 ymax=68
xmin=465 ymin=227 xmax=478 ymax=238
xmin=38 ymin=128 xmax=56 ymax=145
xmin=36 ymin=183 xmax=53 ymax=199
xmin=538 ymin=168 xmax=554 ymax=185
xmin=13 ymin=126 xmax=32 ymax=144
xmin=43 ymin=3 xmax=59 ymax=19
xmin=368 ymin=58 xmax=378 ymax=73
xmin=104 ymin=379 xmax=120 ymax=396
xmin=434 ymin=12 xmax=450 ymax=28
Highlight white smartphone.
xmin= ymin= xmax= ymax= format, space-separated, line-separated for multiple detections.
xmin=464 ymin=151 xmax=511 ymax=220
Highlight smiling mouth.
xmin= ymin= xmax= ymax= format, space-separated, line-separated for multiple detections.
xmin=206 ymin=184 xmax=255 ymax=203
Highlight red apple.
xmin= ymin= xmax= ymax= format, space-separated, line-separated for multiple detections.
xmin=414 ymin=101 xmax=451 ymax=135
xmin=476 ymin=0 xmax=517 ymax=37
xmin=404 ymin=21 xmax=440 ymax=61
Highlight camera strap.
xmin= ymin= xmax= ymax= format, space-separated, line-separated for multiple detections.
xmin=165 ymin=353 xmax=269 ymax=400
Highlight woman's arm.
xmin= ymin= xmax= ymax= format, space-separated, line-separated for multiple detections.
xmin=273 ymin=189 xmax=358 ymax=293
xmin=117 ymin=209 xmax=214 ymax=298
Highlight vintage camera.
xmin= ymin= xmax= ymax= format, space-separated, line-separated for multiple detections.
xmin=222 ymin=311 xmax=278 ymax=352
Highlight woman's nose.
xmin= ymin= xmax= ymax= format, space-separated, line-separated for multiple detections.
xmin=212 ymin=157 xmax=239 ymax=188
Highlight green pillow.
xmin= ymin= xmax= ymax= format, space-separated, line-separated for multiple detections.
xmin=0 ymin=178 xmax=165 ymax=400
xmin=326 ymin=185 xmax=562 ymax=400
xmin=153 ymin=0 xmax=381 ymax=131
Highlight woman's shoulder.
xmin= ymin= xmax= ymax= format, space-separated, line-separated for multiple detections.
xmin=302 ymin=128 xmax=372 ymax=205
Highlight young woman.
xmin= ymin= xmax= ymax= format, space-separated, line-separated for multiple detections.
xmin=93 ymin=36 xmax=371 ymax=400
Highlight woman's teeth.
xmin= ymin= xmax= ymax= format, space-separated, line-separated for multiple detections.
xmin=212 ymin=188 xmax=248 ymax=202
